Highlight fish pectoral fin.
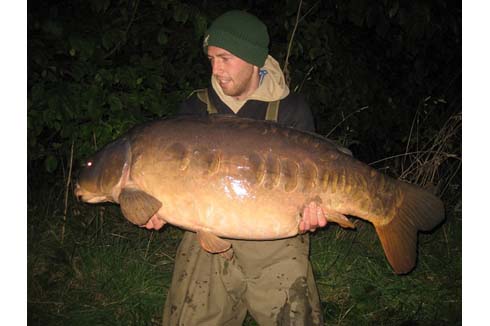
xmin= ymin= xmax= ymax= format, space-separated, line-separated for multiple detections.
xmin=219 ymin=248 xmax=234 ymax=260
xmin=325 ymin=210 xmax=356 ymax=229
xmin=197 ymin=230 xmax=232 ymax=256
xmin=119 ymin=188 xmax=162 ymax=226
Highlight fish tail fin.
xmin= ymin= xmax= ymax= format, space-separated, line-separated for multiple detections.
xmin=375 ymin=182 xmax=445 ymax=274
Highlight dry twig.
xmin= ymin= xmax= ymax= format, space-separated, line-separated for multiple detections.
xmin=61 ymin=140 xmax=75 ymax=244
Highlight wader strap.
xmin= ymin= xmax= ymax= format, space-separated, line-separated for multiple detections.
xmin=196 ymin=88 xmax=280 ymax=121
xmin=196 ymin=88 xmax=218 ymax=114
xmin=265 ymin=100 xmax=280 ymax=122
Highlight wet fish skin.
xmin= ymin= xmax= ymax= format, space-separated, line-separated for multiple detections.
xmin=75 ymin=115 xmax=445 ymax=274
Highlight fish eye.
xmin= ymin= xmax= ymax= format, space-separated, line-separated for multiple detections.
xmin=83 ymin=160 xmax=93 ymax=168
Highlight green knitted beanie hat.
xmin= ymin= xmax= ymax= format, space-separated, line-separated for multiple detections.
xmin=203 ymin=10 xmax=269 ymax=67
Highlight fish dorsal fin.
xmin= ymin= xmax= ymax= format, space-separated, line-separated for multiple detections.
xmin=119 ymin=188 xmax=162 ymax=225
xmin=197 ymin=230 xmax=233 ymax=259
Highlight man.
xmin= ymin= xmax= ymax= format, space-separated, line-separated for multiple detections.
xmin=146 ymin=10 xmax=328 ymax=325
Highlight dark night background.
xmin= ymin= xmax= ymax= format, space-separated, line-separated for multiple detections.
xmin=27 ymin=0 xmax=461 ymax=173
xmin=25 ymin=0 xmax=463 ymax=325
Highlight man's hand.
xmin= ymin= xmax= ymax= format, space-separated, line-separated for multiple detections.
xmin=299 ymin=202 xmax=328 ymax=233
xmin=143 ymin=214 xmax=166 ymax=230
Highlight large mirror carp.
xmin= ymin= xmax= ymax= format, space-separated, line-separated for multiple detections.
xmin=75 ymin=115 xmax=444 ymax=274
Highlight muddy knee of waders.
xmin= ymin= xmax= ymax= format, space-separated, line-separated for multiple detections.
xmin=232 ymin=235 xmax=324 ymax=326
xmin=162 ymin=231 xmax=248 ymax=326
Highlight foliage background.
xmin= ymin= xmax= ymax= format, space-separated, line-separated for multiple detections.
xmin=28 ymin=0 xmax=461 ymax=325
xmin=28 ymin=0 xmax=461 ymax=173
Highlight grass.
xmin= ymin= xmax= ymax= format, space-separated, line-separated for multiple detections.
xmin=311 ymin=214 xmax=461 ymax=325
xmin=27 ymin=180 xmax=461 ymax=326
xmin=28 ymin=185 xmax=180 ymax=326
xmin=28 ymin=113 xmax=461 ymax=325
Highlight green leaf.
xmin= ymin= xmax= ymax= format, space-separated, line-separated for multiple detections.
xmin=102 ymin=31 xmax=114 ymax=50
xmin=193 ymin=14 xmax=207 ymax=38
xmin=157 ymin=28 xmax=168 ymax=45
xmin=91 ymin=0 xmax=111 ymax=13
xmin=31 ymin=83 xmax=45 ymax=103
xmin=44 ymin=155 xmax=58 ymax=173
xmin=69 ymin=36 xmax=95 ymax=60
xmin=60 ymin=125 xmax=74 ymax=139
xmin=173 ymin=4 xmax=189 ymax=23
xmin=389 ymin=1 xmax=399 ymax=19
xmin=96 ymin=69 xmax=113 ymax=85
xmin=52 ymin=143 xmax=62 ymax=150
xmin=42 ymin=20 xmax=63 ymax=37
xmin=108 ymin=94 xmax=123 ymax=112
xmin=348 ymin=0 xmax=366 ymax=27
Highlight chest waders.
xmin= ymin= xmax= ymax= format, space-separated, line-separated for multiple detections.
xmin=162 ymin=89 xmax=324 ymax=326
xmin=196 ymin=88 xmax=280 ymax=122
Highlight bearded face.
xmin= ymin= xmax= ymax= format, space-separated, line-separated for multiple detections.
xmin=207 ymin=46 xmax=259 ymax=100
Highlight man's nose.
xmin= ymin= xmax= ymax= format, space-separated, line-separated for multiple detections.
xmin=212 ymin=61 xmax=222 ymax=75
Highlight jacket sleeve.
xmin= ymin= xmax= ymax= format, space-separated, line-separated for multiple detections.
xmin=278 ymin=93 xmax=316 ymax=133
xmin=177 ymin=93 xmax=208 ymax=117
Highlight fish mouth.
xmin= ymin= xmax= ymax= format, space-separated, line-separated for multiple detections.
xmin=82 ymin=195 xmax=111 ymax=203
xmin=74 ymin=184 xmax=110 ymax=203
